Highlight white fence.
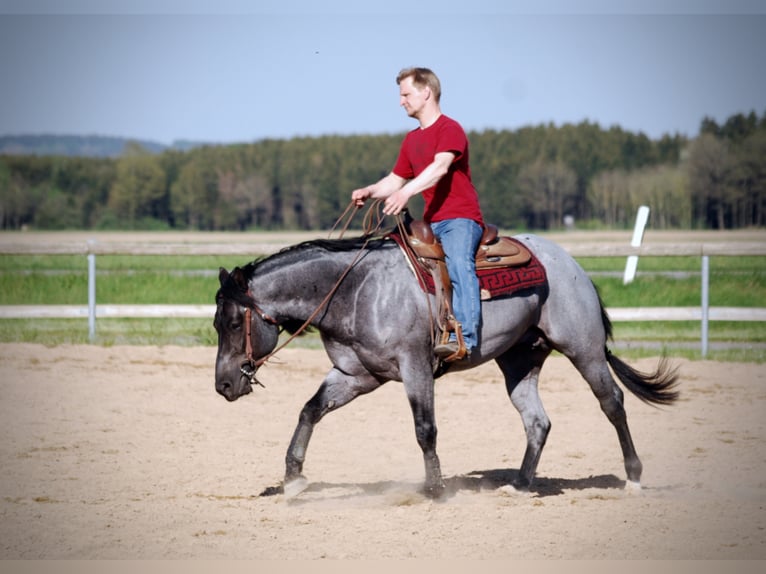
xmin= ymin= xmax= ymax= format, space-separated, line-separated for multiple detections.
xmin=1 ymin=239 xmax=765 ymax=357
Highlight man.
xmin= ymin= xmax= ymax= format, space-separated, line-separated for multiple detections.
xmin=351 ymin=67 xmax=485 ymax=359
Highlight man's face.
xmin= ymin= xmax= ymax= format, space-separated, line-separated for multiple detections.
xmin=399 ymin=76 xmax=429 ymax=119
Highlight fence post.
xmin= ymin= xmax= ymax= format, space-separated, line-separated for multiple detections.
xmin=701 ymin=254 xmax=710 ymax=357
xmin=623 ymin=205 xmax=650 ymax=284
xmin=87 ymin=240 xmax=96 ymax=342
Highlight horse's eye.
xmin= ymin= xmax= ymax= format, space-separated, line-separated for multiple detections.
xmin=230 ymin=321 xmax=242 ymax=331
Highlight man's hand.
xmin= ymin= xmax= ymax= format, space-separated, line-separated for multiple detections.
xmin=351 ymin=187 xmax=371 ymax=207
xmin=383 ymin=188 xmax=411 ymax=216
xmin=351 ymin=172 xmax=408 ymax=210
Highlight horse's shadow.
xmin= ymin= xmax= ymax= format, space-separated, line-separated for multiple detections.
xmin=453 ymin=468 xmax=625 ymax=497
xmin=258 ymin=468 xmax=626 ymax=502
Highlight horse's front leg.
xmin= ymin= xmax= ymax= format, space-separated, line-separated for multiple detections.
xmin=283 ymin=366 xmax=382 ymax=497
xmin=404 ymin=367 xmax=445 ymax=499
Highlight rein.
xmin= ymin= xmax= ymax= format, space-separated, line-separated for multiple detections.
xmin=239 ymin=200 xmax=389 ymax=381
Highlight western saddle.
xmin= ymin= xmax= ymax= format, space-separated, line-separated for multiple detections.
xmin=398 ymin=217 xmax=532 ymax=363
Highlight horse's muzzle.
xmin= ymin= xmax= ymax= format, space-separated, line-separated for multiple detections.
xmin=215 ymin=376 xmax=253 ymax=402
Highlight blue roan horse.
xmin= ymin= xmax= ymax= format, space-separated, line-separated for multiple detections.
xmin=214 ymin=231 xmax=679 ymax=498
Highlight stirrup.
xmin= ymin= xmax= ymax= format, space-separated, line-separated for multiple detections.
xmin=435 ymin=319 xmax=467 ymax=362
xmin=434 ymin=341 xmax=460 ymax=359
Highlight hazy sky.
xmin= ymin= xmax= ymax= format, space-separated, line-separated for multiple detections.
xmin=1 ymin=0 xmax=765 ymax=145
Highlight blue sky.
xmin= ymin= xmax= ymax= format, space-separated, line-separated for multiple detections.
xmin=1 ymin=0 xmax=765 ymax=145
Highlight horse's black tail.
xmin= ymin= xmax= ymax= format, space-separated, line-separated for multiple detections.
xmin=606 ymin=350 xmax=680 ymax=406
xmin=595 ymin=281 xmax=680 ymax=407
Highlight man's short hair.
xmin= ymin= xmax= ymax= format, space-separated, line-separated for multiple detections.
xmin=397 ymin=67 xmax=441 ymax=103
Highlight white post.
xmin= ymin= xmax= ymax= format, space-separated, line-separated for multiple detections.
xmin=701 ymin=255 xmax=710 ymax=358
xmin=623 ymin=205 xmax=650 ymax=285
xmin=87 ymin=240 xmax=96 ymax=343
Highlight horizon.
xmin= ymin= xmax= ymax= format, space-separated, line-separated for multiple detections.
xmin=3 ymin=106 xmax=761 ymax=151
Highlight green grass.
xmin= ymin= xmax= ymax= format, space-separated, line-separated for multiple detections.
xmin=0 ymin=317 xmax=320 ymax=349
xmin=0 ymin=318 xmax=217 ymax=347
xmin=0 ymin=317 xmax=761 ymax=362
xmin=580 ymin=256 xmax=766 ymax=307
xmin=0 ymin=255 xmax=249 ymax=304
xmin=576 ymin=255 xmax=765 ymax=273
xmin=0 ymin=254 xmax=250 ymax=272
xmin=3 ymin=254 xmax=764 ymax=307
xmin=1 ymin=252 xmax=764 ymax=362
xmin=611 ymin=320 xmax=766 ymax=343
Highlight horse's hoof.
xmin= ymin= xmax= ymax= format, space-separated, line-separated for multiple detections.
xmin=625 ymin=480 xmax=642 ymax=493
xmin=510 ymin=478 xmax=531 ymax=492
xmin=283 ymin=476 xmax=309 ymax=499
xmin=496 ymin=484 xmax=530 ymax=497
xmin=422 ymin=482 xmax=446 ymax=500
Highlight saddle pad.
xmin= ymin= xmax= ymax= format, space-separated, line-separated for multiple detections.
xmin=475 ymin=247 xmax=547 ymax=299
xmin=391 ymin=235 xmax=547 ymax=300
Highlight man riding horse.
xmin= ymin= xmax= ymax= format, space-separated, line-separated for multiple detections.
xmin=351 ymin=67 xmax=484 ymax=361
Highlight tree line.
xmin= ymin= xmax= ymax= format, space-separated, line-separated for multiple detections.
xmin=1 ymin=110 xmax=764 ymax=232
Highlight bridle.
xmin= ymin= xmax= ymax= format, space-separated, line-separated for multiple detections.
xmin=240 ymin=300 xmax=279 ymax=387
xmin=237 ymin=200 xmax=389 ymax=387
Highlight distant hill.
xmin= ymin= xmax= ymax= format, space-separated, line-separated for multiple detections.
xmin=0 ymin=134 xmax=212 ymax=157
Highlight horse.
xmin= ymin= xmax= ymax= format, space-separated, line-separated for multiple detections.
xmin=213 ymin=231 xmax=679 ymax=499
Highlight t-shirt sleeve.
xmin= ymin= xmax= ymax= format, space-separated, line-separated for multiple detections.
xmin=436 ymin=120 xmax=467 ymax=162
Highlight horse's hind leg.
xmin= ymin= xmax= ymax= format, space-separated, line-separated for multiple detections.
xmin=569 ymin=355 xmax=643 ymax=488
xmin=495 ymin=340 xmax=552 ymax=491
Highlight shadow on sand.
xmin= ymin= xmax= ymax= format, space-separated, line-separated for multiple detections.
xmin=258 ymin=468 xmax=626 ymax=501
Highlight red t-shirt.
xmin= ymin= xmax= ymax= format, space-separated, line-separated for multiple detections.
xmin=393 ymin=114 xmax=484 ymax=226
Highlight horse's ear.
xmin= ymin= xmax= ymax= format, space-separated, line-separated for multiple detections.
xmin=230 ymin=267 xmax=249 ymax=291
xmin=218 ymin=267 xmax=229 ymax=286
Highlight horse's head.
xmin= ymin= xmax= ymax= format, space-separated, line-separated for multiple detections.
xmin=214 ymin=266 xmax=279 ymax=402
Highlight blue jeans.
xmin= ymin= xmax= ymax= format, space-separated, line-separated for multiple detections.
xmin=430 ymin=218 xmax=483 ymax=350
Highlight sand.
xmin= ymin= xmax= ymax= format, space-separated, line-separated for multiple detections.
xmin=0 ymin=343 xmax=764 ymax=559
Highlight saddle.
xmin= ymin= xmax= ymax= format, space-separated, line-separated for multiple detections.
xmin=407 ymin=220 xmax=532 ymax=269
xmin=396 ymin=218 xmax=534 ymax=363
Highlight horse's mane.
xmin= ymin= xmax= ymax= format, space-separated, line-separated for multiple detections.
xmin=277 ymin=232 xmax=390 ymax=255
xmin=217 ymin=231 xmax=392 ymax=317
xmin=216 ymin=233 xmax=392 ymax=337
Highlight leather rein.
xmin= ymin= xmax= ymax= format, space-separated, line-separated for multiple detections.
xmin=239 ymin=201 xmax=388 ymax=386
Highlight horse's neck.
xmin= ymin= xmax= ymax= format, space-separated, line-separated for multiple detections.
xmin=252 ymin=252 xmax=350 ymax=317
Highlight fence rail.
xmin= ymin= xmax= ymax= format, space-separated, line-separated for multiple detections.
xmin=2 ymin=239 xmax=765 ymax=356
